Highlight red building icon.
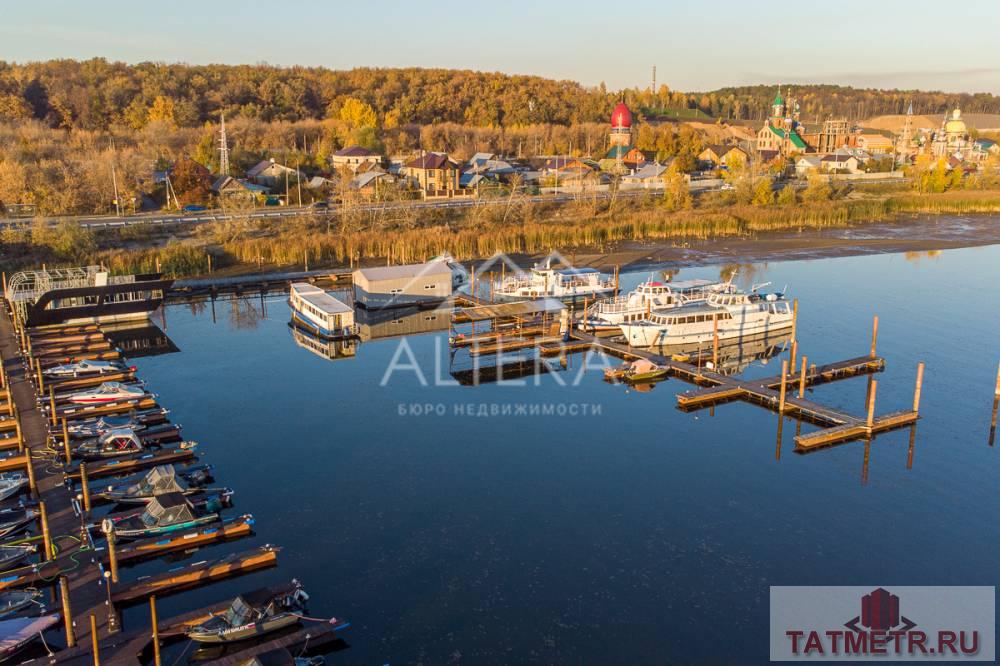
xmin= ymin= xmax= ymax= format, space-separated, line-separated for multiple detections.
xmin=861 ymin=588 xmax=900 ymax=631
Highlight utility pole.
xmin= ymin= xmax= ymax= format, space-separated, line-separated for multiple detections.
xmin=111 ymin=164 xmax=121 ymax=217
xmin=218 ymin=112 xmax=230 ymax=176
xmin=296 ymin=158 xmax=302 ymax=206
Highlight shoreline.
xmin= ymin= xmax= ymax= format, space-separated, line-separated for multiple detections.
xmin=568 ymin=213 xmax=1000 ymax=273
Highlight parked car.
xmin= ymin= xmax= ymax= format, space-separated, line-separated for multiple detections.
xmin=309 ymin=201 xmax=330 ymax=210
xmin=182 ymin=204 xmax=206 ymax=212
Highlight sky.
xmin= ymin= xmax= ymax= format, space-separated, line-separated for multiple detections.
xmin=3 ymin=0 xmax=1000 ymax=94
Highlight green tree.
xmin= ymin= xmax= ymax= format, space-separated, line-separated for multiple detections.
xmin=751 ymin=176 xmax=774 ymax=205
xmin=776 ymin=185 xmax=797 ymax=205
xmin=802 ymin=172 xmax=832 ymax=202
xmin=661 ymin=164 xmax=692 ymax=211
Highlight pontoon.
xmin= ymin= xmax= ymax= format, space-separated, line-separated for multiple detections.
xmin=493 ymin=259 xmax=616 ymax=301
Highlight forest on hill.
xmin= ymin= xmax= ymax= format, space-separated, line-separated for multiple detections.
xmin=1 ymin=59 xmax=998 ymax=131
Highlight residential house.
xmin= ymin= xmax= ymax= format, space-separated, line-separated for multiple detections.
xmin=599 ymin=145 xmax=647 ymax=173
xmin=212 ymin=176 xmax=270 ymax=199
xmin=350 ymin=170 xmax=395 ymax=192
xmin=331 ymin=146 xmax=383 ymax=172
xmin=698 ymin=145 xmax=749 ymax=169
xmin=246 ymin=159 xmax=300 ymax=188
xmin=401 ymin=153 xmax=463 ymax=197
xmin=973 ymin=138 xmax=999 ymax=159
xmin=794 ymin=155 xmax=822 ymax=176
xmin=305 ymin=175 xmax=337 ymax=190
xmin=820 ymin=154 xmax=860 ymax=174
xmin=621 ymin=162 xmax=670 ymax=189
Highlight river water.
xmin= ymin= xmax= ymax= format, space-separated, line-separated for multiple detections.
xmin=122 ymin=243 xmax=1000 ymax=664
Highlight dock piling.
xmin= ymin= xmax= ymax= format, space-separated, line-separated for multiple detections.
xmin=913 ymin=362 xmax=925 ymax=414
xmin=712 ymin=315 xmax=719 ymax=368
xmin=59 ymin=576 xmax=75 ymax=647
xmin=150 ymin=595 xmax=161 ymax=666
xmin=25 ymin=448 xmax=36 ymax=496
xmin=80 ymin=462 xmax=91 ymax=512
xmin=39 ymin=500 xmax=53 ymax=560
xmin=798 ymin=356 xmax=808 ymax=399
xmin=90 ymin=614 xmax=100 ymax=665
xmin=102 ymin=520 xmax=119 ymax=584
xmin=790 ymin=339 xmax=798 ymax=375
xmin=49 ymin=387 xmax=56 ymax=426
xmin=869 ymin=315 xmax=879 ymax=359
xmin=62 ymin=418 xmax=71 ymax=464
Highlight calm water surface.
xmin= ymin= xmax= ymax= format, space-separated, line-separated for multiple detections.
xmin=123 ymin=245 xmax=1000 ymax=664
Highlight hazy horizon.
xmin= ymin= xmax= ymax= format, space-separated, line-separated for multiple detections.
xmin=3 ymin=0 xmax=999 ymax=95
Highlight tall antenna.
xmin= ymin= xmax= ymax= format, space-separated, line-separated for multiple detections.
xmin=218 ymin=112 xmax=230 ymax=176
xmin=652 ymin=65 xmax=656 ymax=94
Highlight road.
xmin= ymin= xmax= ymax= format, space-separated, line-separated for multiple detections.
xmin=1 ymin=177 xmax=906 ymax=231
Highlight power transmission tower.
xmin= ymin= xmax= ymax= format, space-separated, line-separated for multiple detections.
xmin=218 ymin=112 xmax=230 ymax=176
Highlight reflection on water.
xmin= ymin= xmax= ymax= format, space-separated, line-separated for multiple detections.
xmin=355 ymin=305 xmax=449 ymax=342
xmin=128 ymin=244 xmax=1000 ymax=665
xmin=289 ymin=324 xmax=358 ymax=361
xmin=103 ymin=321 xmax=179 ymax=358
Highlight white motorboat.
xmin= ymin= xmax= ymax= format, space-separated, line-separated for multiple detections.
xmin=66 ymin=382 xmax=148 ymax=405
xmin=580 ymin=277 xmax=734 ymax=331
xmin=493 ymin=260 xmax=616 ymax=301
xmin=619 ymin=288 xmax=794 ymax=349
xmin=42 ymin=359 xmax=129 ymax=378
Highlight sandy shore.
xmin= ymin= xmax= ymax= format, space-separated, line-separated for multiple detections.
xmin=567 ymin=213 xmax=1000 ymax=272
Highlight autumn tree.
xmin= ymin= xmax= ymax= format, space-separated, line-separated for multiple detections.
xmin=751 ymin=176 xmax=774 ymax=205
xmin=801 ymin=172 xmax=832 ymax=202
xmin=147 ymin=96 xmax=177 ymax=127
xmin=171 ymin=158 xmax=213 ymax=205
xmin=661 ymin=164 xmax=692 ymax=211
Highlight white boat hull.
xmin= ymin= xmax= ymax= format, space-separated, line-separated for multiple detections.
xmin=620 ymin=312 xmax=794 ymax=348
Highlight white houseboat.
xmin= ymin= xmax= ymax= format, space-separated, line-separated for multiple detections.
xmin=618 ymin=289 xmax=794 ymax=349
xmin=352 ymin=254 xmax=467 ymax=309
xmin=288 ymin=283 xmax=357 ymax=339
xmin=493 ymin=260 xmax=616 ymax=301
xmin=580 ymin=278 xmax=733 ymax=332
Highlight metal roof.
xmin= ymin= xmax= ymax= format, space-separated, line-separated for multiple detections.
xmin=355 ymin=261 xmax=452 ymax=282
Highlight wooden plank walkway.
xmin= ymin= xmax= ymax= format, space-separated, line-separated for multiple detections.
xmin=569 ymin=330 xmax=920 ymax=449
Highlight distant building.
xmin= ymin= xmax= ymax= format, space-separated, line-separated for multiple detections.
xmin=698 ymin=145 xmax=749 ymax=169
xmin=794 ymin=155 xmax=822 ymax=176
xmin=854 ymin=133 xmax=894 ymax=155
xmin=820 ymin=154 xmax=860 ymax=173
xmin=352 ymin=261 xmax=455 ymax=309
xmin=212 ymin=176 xmax=270 ymax=198
xmin=755 ymin=90 xmax=808 ymax=157
xmin=401 ymin=152 xmax=463 ymax=197
xmin=930 ymin=109 xmax=974 ymax=159
xmin=621 ymin=162 xmax=670 ymax=189
xmin=973 ymin=138 xmax=999 ymax=159
xmin=246 ymin=159 xmax=299 ymax=188
xmin=600 ymin=145 xmax=646 ymax=172
xmin=349 ymin=170 xmax=394 ymax=191
xmin=331 ymin=146 xmax=383 ymax=171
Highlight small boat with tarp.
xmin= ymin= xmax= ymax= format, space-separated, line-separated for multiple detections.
xmin=0 ymin=508 xmax=38 ymax=539
xmin=43 ymin=359 xmax=130 ymax=379
xmin=185 ymin=582 xmax=315 ymax=644
xmin=68 ymin=408 xmax=169 ymax=438
xmin=0 ymin=546 xmax=35 ymax=573
xmin=0 ymin=590 xmax=43 ymax=619
xmin=603 ymin=358 xmax=669 ymax=384
xmin=74 ymin=428 xmax=190 ymax=461
xmin=0 ymin=614 xmax=59 ymax=661
xmin=0 ymin=475 xmax=27 ymax=503
xmin=95 ymin=465 xmax=230 ymax=505
xmin=106 ymin=491 xmax=222 ymax=540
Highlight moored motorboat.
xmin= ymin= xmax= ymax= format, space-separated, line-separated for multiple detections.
xmin=106 ymin=491 xmax=221 ymax=540
xmin=95 ymin=465 xmax=231 ymax=505
xmin=68 ymin=408 xmax=169 ymax=438
xmin=0 ymin=474 xmax=28 ymax=503
xmin=0 ymin=614 xmax=60 ymax=660
xmin=185 ymin=583 xmax=312 ymax=644
xmin=493 ymin=259 xmax=616 ymax=302
xmin=0 ymin=545 xmax=35 ymax=573
xmin=0 ymin=590 xmax=43 ymax=619
xmin=0 ymin=508 xmax=39 ymax=539
xmin=619 ymin=288 xmax=794 ymax=349
xmin=581 ymin=277 xmax=734 ymax=332
xmin=65 ymin=382 xmax=149 ymax=405
xmin=74 ymin=427 xmax=189 ymax=461
xmin=43 ymin=359 xmax=130 ymax=378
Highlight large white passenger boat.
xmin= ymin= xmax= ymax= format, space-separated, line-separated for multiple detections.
xmin=618 ymin=289 xmax=794 ymax=348
xmin=493 ymin=260 xmax=616 ymax=301
xmin=289 ymin=283 xmax=358 ymax=339
xmin=580 ymin=278 xmax=733 ymax=331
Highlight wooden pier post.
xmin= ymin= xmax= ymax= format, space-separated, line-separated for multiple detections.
xmin=907 ymin=425 xmax=917 ymax=469
xmin=798 ymin=356 xmax=808 ymax=398
xmin=991 ymin=361 xmax=1000 ymax=446
xmin=80 ymin=462 xmax=91 ymax=513
xmin=912 ymin=362 xmax=925 ymax=414
xmin=49 ymin=387 xmax=57 ymax=426
xmin=39 ymin=501 xmax=53 ymax=561
xmin=791 ymin=298 xmax=798 ymax=343
xmin=90 ymin=614 xmax=100 ymax=666
xmin=790 ymin=339 xmax=798 ymax=375
xmin=35 ymin=358 xmax=43 ymax=393
xmin=25 ymin=448 xmax=36 ymax=496
xmin=102 ymin=519 xmax=119 ymax=584
xmin=869 ymin=315 xmax=879 ymax=359
xmin=62 ymin=418 xmax=72 ymax=464
xmin=470 ymin=266 xmax=476 ymax=300
xmin=60 ymin=576 xmax=75 ymax=647
xmin=866 ymin=379 xmax=878 ymax=429
xmin=778 ymin=360 xmax=788 ymax=414
xmin=14 ymin=409 xmax=23 ymax=451
xmin=150 ymin=595 xmax=161 ymax=666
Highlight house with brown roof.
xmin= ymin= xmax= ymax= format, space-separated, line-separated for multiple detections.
xmin=331 ymin=146 xmax=383 ymax=171
xmin=246 ymin=159 xmax=300 ymax=188
xmin=401 ymin=152 xmax=465 ymax=198
xmin=698 ymin=145 xmax=749 ymax=169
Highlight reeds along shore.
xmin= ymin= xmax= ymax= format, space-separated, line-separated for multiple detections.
xmin=90 ymin=189 xmax=1000 ymax=277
